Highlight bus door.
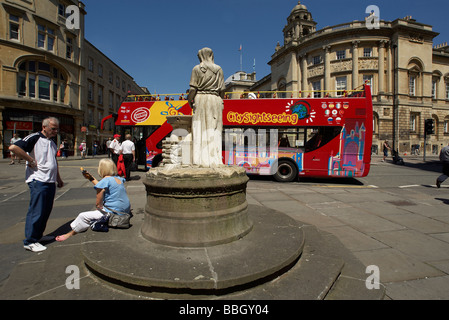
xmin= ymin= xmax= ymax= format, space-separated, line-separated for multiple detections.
xmin=303 ymin=126 xmax=343 ymax=176
xmin=131 ymin=126 xmax=150 ymax=167
xmin=117 ymin=126 xmax=154 ymax=169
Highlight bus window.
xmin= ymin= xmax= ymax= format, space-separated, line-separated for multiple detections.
xmin=305 ymin=126 xmax=342 ymax=152
xmin=277 ymin=127 xmax=306 ymax=151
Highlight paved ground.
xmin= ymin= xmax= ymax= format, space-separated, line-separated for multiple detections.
xmin=1 ymin=153 xmax=449 ymax=300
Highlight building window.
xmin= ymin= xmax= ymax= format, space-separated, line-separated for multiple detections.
xmin=363 ymin=48 xmax=372 ymax=57
xmin=18 ymin=73 xmax=26 ymax=96
xmin=313 ymin=56 xmax=321 ymax=65
xmin=66 ymin=37 xmax=73 ymax=59
xmin=432 ymin=80 xmax=437 ymax=99
xmin=410 ymin=113 xmax=418 ymax=132
xmin=363 ymin=74 xmax=374 ymax=87
xmin=446 ymin=81 xmax=449 ymax=100
xmin=277 ymin=80 xmax=286 ymax=98
xmin=312 ymin=81 xmax=321 ymax=98
xmin=88 ymin=81 xmax=94 ymax=101
xmin=109 ymin=91 xmax=114 ymax=109
xmin=17 ymin=60 xmax=67 ymax=103
xmin=109 ymin=71 xmax=113 ymax=84
xmin=116 ymin=76 xmax=120 ymax=88
xmin=88 ymin=108 xmax=94 ymax=124
xmin=336 ymin=76 xmax=347 ymax=96
xmin=37 ymin=24 xmax=55 ymax=51
xmin=373 ymin=113 xmax=379 ymax=135
xmin=58 ymin=4 xmax=66 ymax=17
xmin=98 ymin=64 xmax=103 ymax=78
xmin=9 ymin=14 xmax=20 ymax=41
xmin=409 ymin=75 xmax=416 ymax=96
xmin=336 ymin=50 xmax=346 ymax=60
xmin=98 ymin=86 xmax=104 ymax=105
xmin=444 ymin=118 xmax=449 ymax=134
xmin=98 ymin=111 xmax=103 ymax=128
xmin=88 ymin=57 xmax=94 ymax=72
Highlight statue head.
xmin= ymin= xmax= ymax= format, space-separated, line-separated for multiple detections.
xmin=197 ymin=47 xmax=220 ymax=74
xmin=197 ymin=47 xmax=214 ymax=63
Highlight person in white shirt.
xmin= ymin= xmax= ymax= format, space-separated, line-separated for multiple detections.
xmin=9 ymin=117 xmax=64 ymax=252
xmin=9 ymin=133 xmax=22 ymax=164
xmin=109 ymin=134 xmax=121 ymax=166
xmin=120 ymin=134 xmax=135 ymax=181
xmin=106 ymin=137 xmax=112 ymax=158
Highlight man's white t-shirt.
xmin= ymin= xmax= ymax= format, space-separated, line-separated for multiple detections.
xmin=14 ymin=132 xmax=58 ymax=183
xmin=120 ymin=140 xmax=135 ymax=154
xmin=109 ymin=139 xmax=121 ymax=155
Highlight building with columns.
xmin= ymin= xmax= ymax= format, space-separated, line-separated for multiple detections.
xmin=0 ymin=0 xmax=144 ymax=158
xmin=252 ymin=2 xmax=449 ymax=155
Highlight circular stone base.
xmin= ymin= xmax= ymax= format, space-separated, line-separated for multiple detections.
xmin=82 ymin=205 xmax=304 ymax=296
xmin=142 ymin=166 xmax=253 ymax=247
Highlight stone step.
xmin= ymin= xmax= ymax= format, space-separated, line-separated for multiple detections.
xmin=0 ymin=213 xmax=385 ymax=300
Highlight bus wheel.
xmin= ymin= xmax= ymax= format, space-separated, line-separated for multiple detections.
xmin=274 ymin=160 xmax=298 ymax=182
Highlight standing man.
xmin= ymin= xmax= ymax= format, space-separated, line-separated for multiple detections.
xmin=436 ymin=143 xmax=449 ymax=188
xmin=9 ymin=133 xmax=22 ymax=165
xmin=120 ymin=134 xmax=135 ymax=181
xmin=109 ymin=134 xmax=121 ymax=166
xmin=106 ymin=137 xmax=112 ymax=158
xmin=9 ymin=117 xmax=64 ymax=252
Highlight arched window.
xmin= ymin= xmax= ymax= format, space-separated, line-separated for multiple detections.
xmin=373 ymin=112 xmax=379 ymax=135
xmin=17 ymin=60 xmax=67 ymax=103
xmin=407 ymin=58 xmax=424 ymax=97
xmin=277 ymin=79 xmax=287 ymax=98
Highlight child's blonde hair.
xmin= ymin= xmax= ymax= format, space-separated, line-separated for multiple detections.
xmin=98 ymin=159 xmax=118 ymax=178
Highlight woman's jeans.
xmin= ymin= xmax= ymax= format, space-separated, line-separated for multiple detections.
xmin=24 ymin=180 xmax=56 ymax=245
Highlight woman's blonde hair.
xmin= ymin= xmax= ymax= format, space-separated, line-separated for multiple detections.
xmin=98 ymin=159 xmax=118 ymax=178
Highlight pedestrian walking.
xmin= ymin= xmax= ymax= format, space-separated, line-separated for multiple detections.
xmin=55 ymin=159 xmax=131 ymax=242
xmin=109 ymin=134 xmax=121 ymax=166
xmin=93 ymin=141 xmax=98 ymax=157
xmin=9 ymin=117 xmax=64 ymax=252
xmin=382 ymin=140 xmax=391 ymax=162
xmin=106 ymin=137 xmax=112 ymax=158
xmin=436 ymin=143 xmax=449 ymax=188
xmin=60 ymin=139 xmax=69 ymax=158
xmin=80 ymin=140 xmax=87 ymax=158
xmin=9 ymin=133 xmax=22 ymax=165
xmin=120 ymin=134 xmax=135 ymax=181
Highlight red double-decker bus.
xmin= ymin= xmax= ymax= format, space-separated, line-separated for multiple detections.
xmin=101 ymin=84 xmax=372 ymax=182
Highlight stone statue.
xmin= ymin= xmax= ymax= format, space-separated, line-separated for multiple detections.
xmin=188 ymin=47 xmax=225 ymax=167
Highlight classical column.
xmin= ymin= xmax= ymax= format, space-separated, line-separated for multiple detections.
xmin=301 ymin=54 xmax=308 ymax=97
xmin=290 ymin=52 xmax=299 ymax=97
xmin=323 ymin=45 xmax=331 ymax=91
xmin=352 ymin=41 xmax=360 ymax=89
xmin=378 ymin=40 xmax=387 ymax=94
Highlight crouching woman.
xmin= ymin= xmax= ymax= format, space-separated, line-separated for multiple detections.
xmin=56 ymin=158 xmax=130 ymax=241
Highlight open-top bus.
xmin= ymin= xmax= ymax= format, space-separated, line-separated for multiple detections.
xmin=101 ymin=84 xmax=372 ymax=182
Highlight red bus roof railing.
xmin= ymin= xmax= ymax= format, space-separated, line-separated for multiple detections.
xmin=124 ymin=86 xmax=369 ymax=102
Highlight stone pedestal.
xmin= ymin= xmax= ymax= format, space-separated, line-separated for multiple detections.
xmin=162 ymin=115 xmax=193 ymax=168
xmin=142 ymin=166 xmax=253 ymax=247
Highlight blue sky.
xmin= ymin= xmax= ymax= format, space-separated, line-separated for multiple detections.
xmin=84 ymin=0 xmax=449 ymax=95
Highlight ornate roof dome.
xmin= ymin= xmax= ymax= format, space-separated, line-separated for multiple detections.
xmin=291 ymin=1 xmax=307 ymax=13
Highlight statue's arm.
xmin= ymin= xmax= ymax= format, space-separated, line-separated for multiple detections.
xmin=187 ymin=87 xmax=197 ymax=111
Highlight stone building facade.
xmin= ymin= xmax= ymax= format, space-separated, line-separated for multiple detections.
xmin=0 ymin=0 xmax=144 ymax=158
xmin=252 ymin=2 xmax=449 ymax=155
